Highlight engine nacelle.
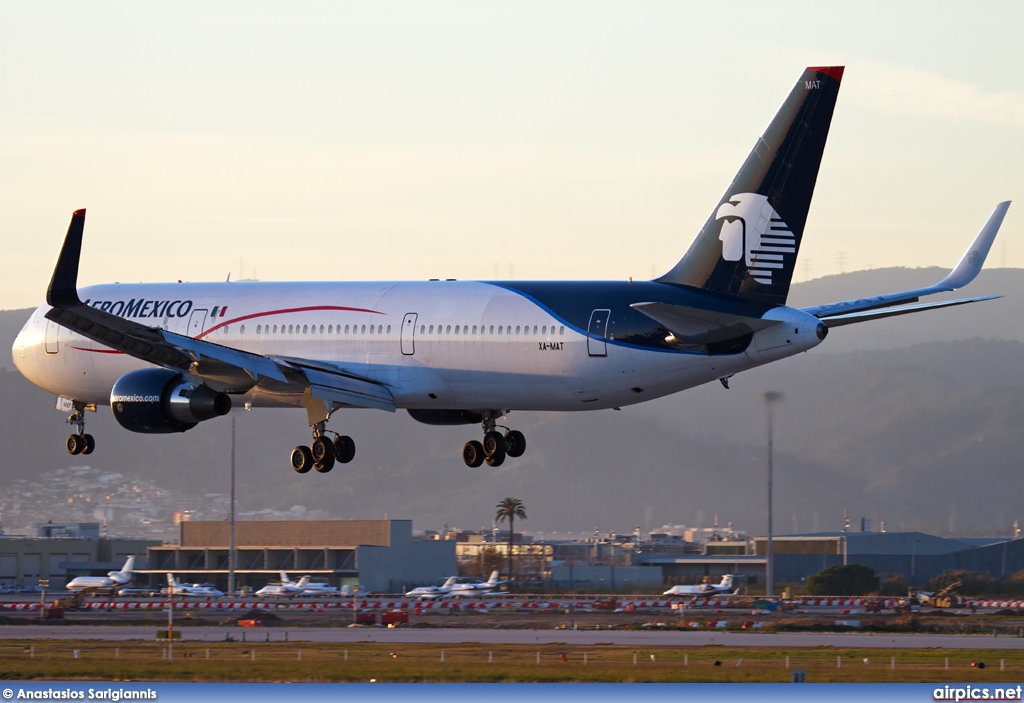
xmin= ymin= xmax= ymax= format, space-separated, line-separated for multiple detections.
xmin=407 ymin=409 xmax=483 ymax=426
xmin=111 ymin=368 xmax=232 ymax=434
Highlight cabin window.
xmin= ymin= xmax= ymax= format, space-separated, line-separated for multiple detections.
xmin=361 ymin=325 xmax=367 ymax=334
xmin=225 ymin=325 xmax=230 ymax=333
xmin=429 ymin=325 xmax=434 ymax=334
xmin=559 ymin=326 xmax=564 ymax=335
xmin=328 ymin=325 xmax=333 ymax=333
xmin=387 ymin=325 xmax=392 ymax=334
xmin=302 ymin=325 xmax=307 ymax=334
xmin=369 ymin=325 xmax=375 ymax=335
xmin=533 ymin=325 xmax=538 ymax=335
xmin=454 ymin=325 xmax=460 ymax=334
xmin=489 ymin=325 xmax=494 ymax=334
xmin=320 ymin=325 xmax=325 ymax=334
xmin=256 ymin=325 xmax=261 ymax=334
xmin=240 ymin=325 xmax=245 ymax=334
xmin=472 ymin=325 xmax=478 ymax=334
xmin=378 ymin=325 xmax=383 ymax=334
xmin=445 ymin=325 xmax=450 ymax=334
xmin=498 ymin=326 xmax=503 ymax=335
xmin=515 ymin=325 xmax=521 ymax=335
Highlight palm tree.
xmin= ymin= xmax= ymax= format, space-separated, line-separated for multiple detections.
xmin=495 ymin=497 xmax=527 ymax=586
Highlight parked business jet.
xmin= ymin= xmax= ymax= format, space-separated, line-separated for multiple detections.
xmin=12 ymin=67 xmax=1010 ymax=474
xmin=65 ymin=556 xmax=135 ymax=594
xmin=449 ymin=570 xmax=507 ymax=597
xmin=663 ymin=574 xmax=739 ymax=597
xmin=163 ymin=573 xmax=224 ymax=597
xmin=278 ymin=571 xmax=342 ymax=597
xmin=254 ymin=575 xmax=310 ymax=598
xmin=404 ymin=576 xmax=459 ymax=600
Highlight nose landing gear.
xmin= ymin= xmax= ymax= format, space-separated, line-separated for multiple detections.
xmin=462 ymin=413 xmax=526 ymax=467
xmin=291 ymin=422 xmax=355 ymax=474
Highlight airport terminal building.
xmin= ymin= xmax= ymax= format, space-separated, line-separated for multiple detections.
xmin=141 ymin=519 xmax=456 ymax=593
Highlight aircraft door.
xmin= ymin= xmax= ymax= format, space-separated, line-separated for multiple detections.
xmin=187 ymin=309 xmax=208 ymax=338
xmin=587 ymin=309 xmax=610 ymax=357
xmin=401 ymin=313 xmax=418 ymax=355
xmin=45 ymin=319 xmax=59 ymax=355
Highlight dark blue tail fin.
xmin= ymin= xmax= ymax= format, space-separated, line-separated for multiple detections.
xmin=657 ymin=66 xmax=843 ymax=305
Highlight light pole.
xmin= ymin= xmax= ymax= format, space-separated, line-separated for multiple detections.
xmin=38 ymin=579 xmax=48 ymax=620
xmin=229 ymin=414 xmax=236 ymax=596
xmin=910 ymin=539 xmax=921 ymax=585
xmin=764 ymin=391 xmax=783 ymax=598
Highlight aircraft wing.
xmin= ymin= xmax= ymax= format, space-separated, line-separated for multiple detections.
xmin=43 ymin=210 xmax=395 ymax=413
xmin=802 ymin=202 xmax=1010 ymax=327
xmin=629 ymin=303 xmax=779 ymax=345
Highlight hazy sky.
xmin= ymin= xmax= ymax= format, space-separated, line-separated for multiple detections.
xmin=2 ymin=1 xmax=1022 ymax=310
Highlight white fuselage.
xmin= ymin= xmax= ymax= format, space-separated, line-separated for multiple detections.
xmin=12 ymin=280 xmax=824 ymax=415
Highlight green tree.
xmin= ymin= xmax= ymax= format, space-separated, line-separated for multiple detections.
xmin=806 ymin=564 xmax=879 ymax=596
xmin=495 ymin=497 xmax=527 ymax=586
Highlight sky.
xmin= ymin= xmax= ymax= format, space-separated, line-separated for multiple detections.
xmin=1 ymin=1 xmax=1022 ymax=310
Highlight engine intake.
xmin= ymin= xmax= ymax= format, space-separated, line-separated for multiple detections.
xmin=111 ymin=368 xmax=231 ymax=433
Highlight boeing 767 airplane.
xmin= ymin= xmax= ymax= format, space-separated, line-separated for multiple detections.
xmin=11 ymin=67 xmax=1010 ymax=474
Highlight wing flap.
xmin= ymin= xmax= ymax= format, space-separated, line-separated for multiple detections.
xmin=630 ymin=302 xmax=778 ymax=344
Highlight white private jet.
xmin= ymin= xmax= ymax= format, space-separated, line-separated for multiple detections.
xmin=255 ymin=575 xmax=310 ymax=598
xmin=404 ymin=577 xmax=459 ymax=600
xmin=278 ymin=571 xmax=342 ymax=597
xmin=449 ymin=571 xmax=507 ymax=597
xmin=163 ymin=573 xmax=224 ymax=597
xmin=12 ymin=67 xmax=1010 ymax=475
xmin=663 ymin=574 xmax=740 ymax=597
xmin=65 ymin=556 xmax=135 ymax=594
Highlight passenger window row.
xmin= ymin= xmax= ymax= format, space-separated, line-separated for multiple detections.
xmin=417 ymin=324 xmax=565 ymax=337
xmin=246 ymin=323 xmax=393 ymax=336
xmin=225 ymin=322 xmax=565 ymax=338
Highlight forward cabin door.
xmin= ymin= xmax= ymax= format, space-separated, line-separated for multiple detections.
xmin=401 ymin=313 xmax=418 ymax=355
xmin=187 ymin=310 xmax=208 ymax=338
xmin=45 ymin=319 xmax=59 ymax=354
xmin=587 ymin=309 xmax=610 ymax=357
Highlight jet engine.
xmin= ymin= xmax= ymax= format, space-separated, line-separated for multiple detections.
xmin=110 ymin=368 xmax=231 ymax=433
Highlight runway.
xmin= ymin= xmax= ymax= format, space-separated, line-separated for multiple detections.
xmin=3 ymin=625 xmax=1024 ymax=649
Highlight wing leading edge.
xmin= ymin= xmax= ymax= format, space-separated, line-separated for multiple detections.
xmin=803 ymin=202 xmax=1010 ymax=327
xmin=43 ymin=210 xmax=395 ymax=414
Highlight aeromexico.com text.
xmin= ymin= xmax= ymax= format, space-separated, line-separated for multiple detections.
xmin=82 ymin=299 xmax=193 ymax=319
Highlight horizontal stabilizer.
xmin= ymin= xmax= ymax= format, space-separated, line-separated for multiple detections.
xmin=803 ymin=201 xmax=1009 ymax=322
xmin=630 ymin=302 xmax=778 ymax=345
xmin=818 ymin=295 xmax=1001 ymax=327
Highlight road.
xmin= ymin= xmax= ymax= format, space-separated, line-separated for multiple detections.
xmin=3 ymin=625 xmax=1024 ymax=649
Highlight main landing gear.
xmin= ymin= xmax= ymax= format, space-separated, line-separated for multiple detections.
xmin=65 ymin=403 xmax=95 ymax=456
xmin=290 ymin=421 xmax=355 ymax=474
xmin=462 ymin=413 xmax=526 ymax=468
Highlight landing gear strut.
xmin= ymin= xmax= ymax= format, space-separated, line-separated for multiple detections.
xmin=290 ymin=421 xmax=355 ymax=474
xmin=65 ymin=403 xmax=95 ymax=456
xmin=462 ymin=412 xmax=526 ymax=468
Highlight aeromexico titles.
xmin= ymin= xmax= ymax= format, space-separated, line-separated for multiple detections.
xmin=12 ymin=66 xmax=1010 ymax=475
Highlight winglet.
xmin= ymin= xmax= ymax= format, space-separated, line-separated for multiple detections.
xmin=936 ymin=201 xmax=1011 ymax=290
xmin=46 ymin=209 xmax=87 ymax=308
